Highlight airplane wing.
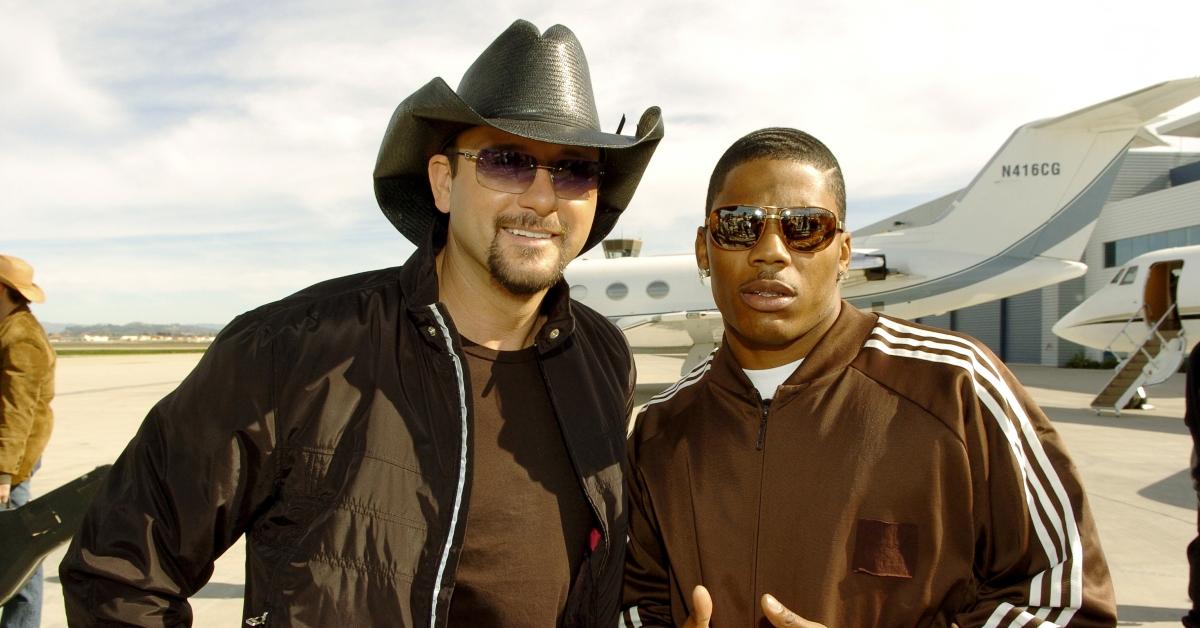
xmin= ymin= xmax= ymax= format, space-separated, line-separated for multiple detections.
xmin=842 ymin=249 xmax=895 ymax=288
xmin=620 ymin=310 xmax=722 ymax=351
xmin=617 ymin=310 xmax=723 ymax=375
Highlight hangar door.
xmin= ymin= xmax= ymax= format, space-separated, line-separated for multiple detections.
xmin=1004 ymin=290 xmax=1042 ymax=364
xmin=954 ymin=301 xmax=1001 ymax=357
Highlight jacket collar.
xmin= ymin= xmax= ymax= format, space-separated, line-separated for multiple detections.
xmin=397 ymin=221 xmax=577 ymax=353
xmin=708 ymin=301 xmax=878 ymax=402
xmin=0 ymin=303 xmax=33 ymax=331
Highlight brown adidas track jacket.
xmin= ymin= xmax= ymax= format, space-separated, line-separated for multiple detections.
xmin=623 ymin=304 xmax=1116 ymax=627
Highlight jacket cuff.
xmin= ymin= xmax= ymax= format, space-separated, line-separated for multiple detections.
xmin=0 ymin=474 xmax=11 ymax=486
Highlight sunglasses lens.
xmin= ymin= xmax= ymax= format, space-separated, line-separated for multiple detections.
xmin=707 ymin=206 xmax=840 ymax=252
xmin=780 ymin=209 xmax=838 ymax=252
xmin=470 ymin=149 xmax=602 ymax=199
xmin=474 ymin=149 xmax=536 ymax=193
xmin=549 ymin=159 xmax=603 ymax=200
xmin=708 ymin=206 xmax=764 ymax=250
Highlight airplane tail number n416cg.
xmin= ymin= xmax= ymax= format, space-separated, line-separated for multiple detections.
xmin=564 ymin=79 xmax=1200 ymax=367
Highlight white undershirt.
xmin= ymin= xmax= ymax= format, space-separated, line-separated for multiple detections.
xmin=742 ymin=358 xmax=804 ymax=401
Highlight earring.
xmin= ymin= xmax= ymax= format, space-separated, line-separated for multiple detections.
xmin=698 ymin=267 xmax=711 ymax=279
xmin=837 ymin=269 xmax=848 ymax=282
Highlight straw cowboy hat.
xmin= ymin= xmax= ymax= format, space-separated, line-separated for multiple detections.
xmin=373 ymin=19 xmax=664 ymax=253
xmin=0 ymin=255 xmax=45 ymax=303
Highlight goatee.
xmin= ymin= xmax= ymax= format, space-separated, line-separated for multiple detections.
xmin=487 ymin=215 xmax=571 ymax=295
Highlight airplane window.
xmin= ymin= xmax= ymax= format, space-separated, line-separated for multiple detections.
xmin=570 ymin=284 xmax=588 ymax=300
xmin=606 ymin=282 xmax=629 ymax=300
xmin=1119 ymin=266 xmax=1137 ymax=285
xmin=646 ymin=280 xmax=670 ymax=299
xmin=1110 ymin=269 xmax=1124 ymax=284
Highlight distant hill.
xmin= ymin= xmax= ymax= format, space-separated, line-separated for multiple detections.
xmin=59 ymin=322 xmax=223 ymax=337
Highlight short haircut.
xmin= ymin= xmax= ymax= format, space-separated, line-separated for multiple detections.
xmin=705 ymin=127 xmax=846 ymax=219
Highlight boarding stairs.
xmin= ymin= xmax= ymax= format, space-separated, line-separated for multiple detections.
xmin=1090 ymin=303 xmax=1187 ymax=415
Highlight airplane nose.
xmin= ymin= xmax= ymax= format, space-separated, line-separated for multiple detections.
xmin=1051 ymin=302 xmax=1090 ymax=347
xmin=1051 ymin=308 xmax=1075 ymax=335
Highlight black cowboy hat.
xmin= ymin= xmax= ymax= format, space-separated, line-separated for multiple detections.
xmin=373 ymin=19 xmax=664 ymax=253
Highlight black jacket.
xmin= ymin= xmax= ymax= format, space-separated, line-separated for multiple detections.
xmin=60 ymin=243 xmax=634 ymax=627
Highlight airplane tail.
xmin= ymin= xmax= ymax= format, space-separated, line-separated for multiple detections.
xmin=856 ymin=78 xmax=1200 ymax=264
xmin=1031 ymin=79 xmax=1200 ymax=131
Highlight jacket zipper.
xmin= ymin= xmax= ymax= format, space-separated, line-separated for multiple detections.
xmin=427 ymin=304 xmax=470 ymax=628
xmin=750 ymin=394 xmax=771 ymax=620
xmin=755 ymin=398 xmax=771 ymax=451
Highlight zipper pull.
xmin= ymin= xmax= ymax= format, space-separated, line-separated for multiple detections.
xmin=245 ymin=611 xmax=269 ymax=626
xmin=755 ymin=399 xmax=771 ymax=451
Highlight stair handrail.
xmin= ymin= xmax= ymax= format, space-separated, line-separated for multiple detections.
xmin=1103 ymin=302 xmax=1181 ymax=392
xmin=1099 ymin=305 xmax=1151 ymax=363
xmin=1092 ymin=302 xmax=1184 ymax=413
xmin=1148 ymin=301 xmax=1180 ymax=342
xmin=1145 ymin=301 xmax=1187 ymax=376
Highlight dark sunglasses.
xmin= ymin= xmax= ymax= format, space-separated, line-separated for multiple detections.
xmin=452 ymin=148 xmax=603 ymax=200
xmin=706 ymin=205 xmax=844 ymax=252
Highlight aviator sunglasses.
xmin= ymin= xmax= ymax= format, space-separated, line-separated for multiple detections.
xmin=706 ymin=205 xmax=845 ymax=253
xmin=452 ymin=148 xmax=604 ymax=200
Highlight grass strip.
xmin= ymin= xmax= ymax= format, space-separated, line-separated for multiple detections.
xmin=56 ymin=348 xmax=208 ymax=356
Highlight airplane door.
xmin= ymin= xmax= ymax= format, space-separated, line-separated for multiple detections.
xmin=1144 ymin=260 xmax=1184 ymax=331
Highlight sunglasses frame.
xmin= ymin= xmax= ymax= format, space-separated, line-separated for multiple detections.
xmin=705 ymin=204 xmax=845 ymax=253
xmin=452 ymin=149 xmax=604 ymax=200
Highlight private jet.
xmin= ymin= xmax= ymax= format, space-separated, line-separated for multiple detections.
xmin=1051 ymin=244 xmax=1196 ymax=413
xmin=565 ymin=78 xmax=1200 ymax=371
xmin=1053 ymin=244 xmax=1198 ymax=354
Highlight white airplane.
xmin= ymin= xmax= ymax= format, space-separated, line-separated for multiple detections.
xmin=565 ymin=79 xmax=1200 ymax=370
xmin=1052 ymin=244 xmax=1198 ymax=355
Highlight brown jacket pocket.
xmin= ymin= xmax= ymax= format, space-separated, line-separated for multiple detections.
xmin=852 ymin=519 xmax=916 ymax=579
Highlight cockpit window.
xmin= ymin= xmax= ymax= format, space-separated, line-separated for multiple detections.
xmin=1119 ymin=266 xmax=1138 ymax=285
xmin=1110 ymin=269 xmax=1124 ymax=284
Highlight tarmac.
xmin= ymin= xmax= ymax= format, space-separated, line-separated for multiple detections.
xmin=26 ymin=351 xmax=1199 ymax=626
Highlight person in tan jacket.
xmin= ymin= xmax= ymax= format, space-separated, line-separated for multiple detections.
xmin=0 ymin=253 xmax=55 ymax=627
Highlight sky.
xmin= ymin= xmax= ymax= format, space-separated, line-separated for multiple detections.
xmin=4 ymin=0 xmax=1200 ymax=325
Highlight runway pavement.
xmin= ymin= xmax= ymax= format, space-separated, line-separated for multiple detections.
xmin=26 ymin=352 xmax=1198 ymax=626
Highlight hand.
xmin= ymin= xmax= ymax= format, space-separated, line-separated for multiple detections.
xmin=0 ymin=482 xmax=9 ymax=506
xmin=681 ymin=585 xmax=713 ymax=628
xmin=761 ymin=594 xmax=826 ymax=627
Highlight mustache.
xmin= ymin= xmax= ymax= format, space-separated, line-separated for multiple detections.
xmin=750 ymin=268 xmax=801 ymax=291
xmin=494 ymin=212 xmax=568 ymax=237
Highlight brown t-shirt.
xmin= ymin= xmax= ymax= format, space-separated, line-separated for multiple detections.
xmin=447 ymin=339 xmax=594 ymax=626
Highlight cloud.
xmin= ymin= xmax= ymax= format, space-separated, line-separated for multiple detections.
xmin=0 ymin=6 xmax=125 ymax=137
xmin=4 ymin=0 xmax=1200 ymax=322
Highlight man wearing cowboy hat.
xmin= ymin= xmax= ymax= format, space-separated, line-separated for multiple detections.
xmin=0 ymin=254 xmax=55 ymax=627
xmin=61 ymin=19 xmax=662 ymax=627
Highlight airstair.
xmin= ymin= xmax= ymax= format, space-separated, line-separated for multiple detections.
xmin=1090 ymin=303 xmax=1187 ymax=415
